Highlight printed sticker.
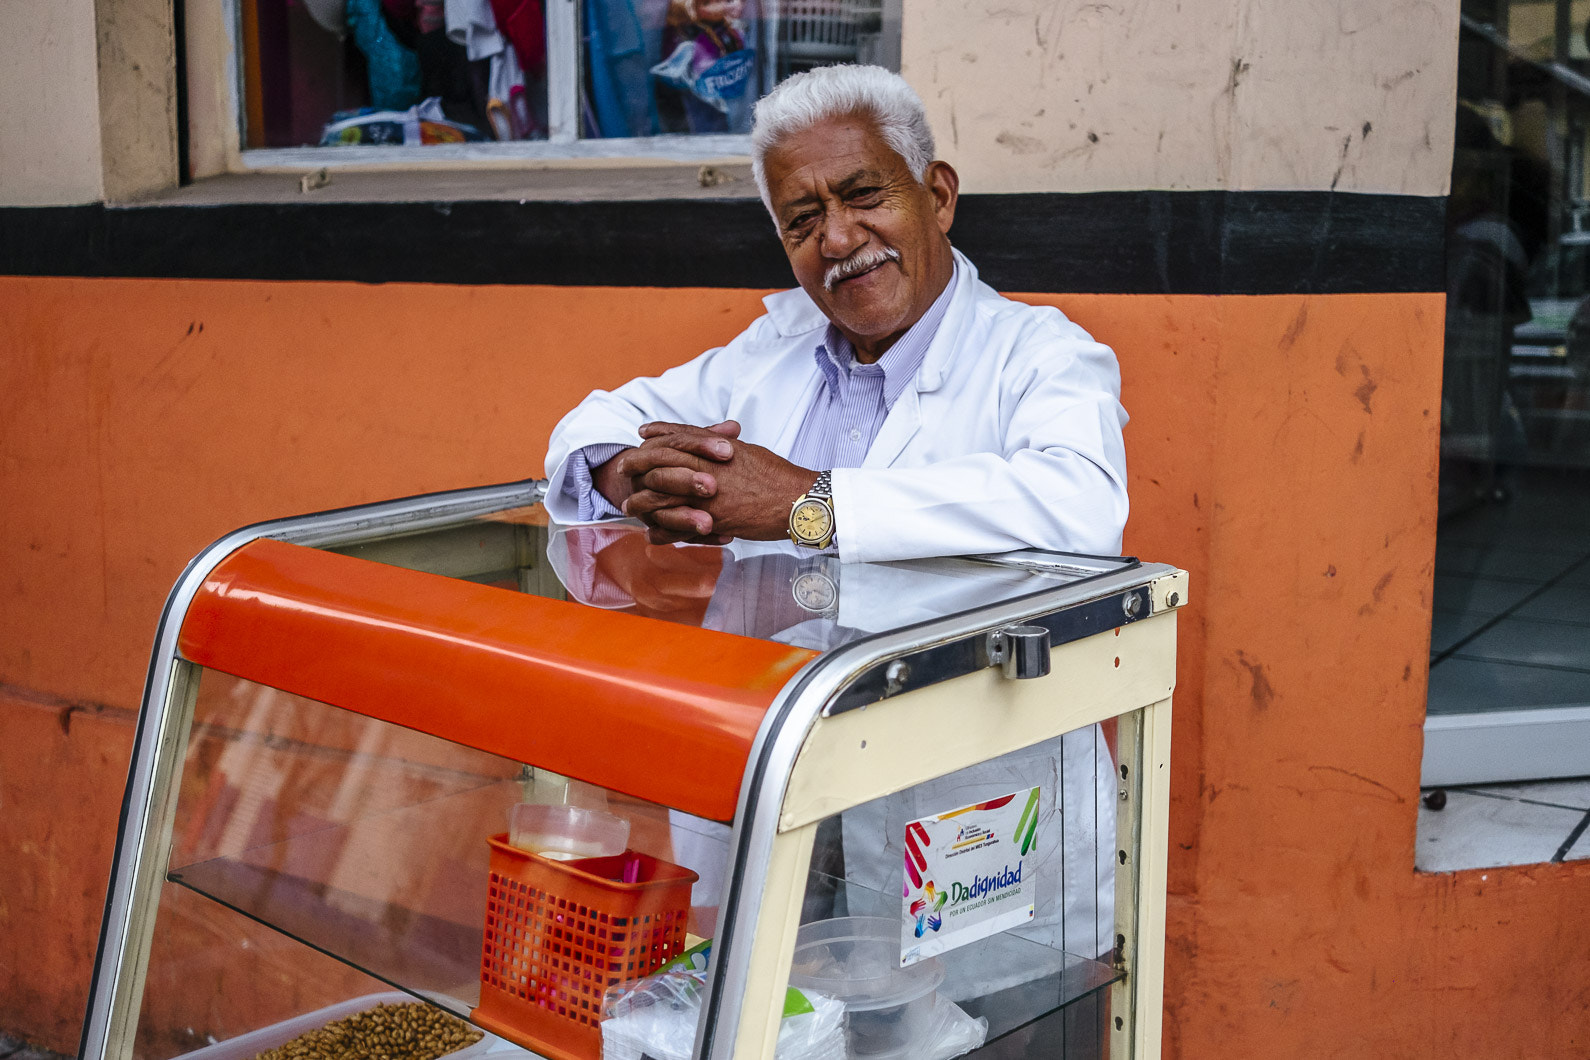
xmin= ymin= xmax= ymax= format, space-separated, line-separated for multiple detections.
xmin=901 ymin=787 xmax=1040 ymax=967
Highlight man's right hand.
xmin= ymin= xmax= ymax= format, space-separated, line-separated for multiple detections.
xmin=593 ymin=420 xmax=741 ymax=543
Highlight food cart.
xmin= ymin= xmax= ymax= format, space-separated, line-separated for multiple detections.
xmin=80 ymin=480 xmax=1183 ymax=1060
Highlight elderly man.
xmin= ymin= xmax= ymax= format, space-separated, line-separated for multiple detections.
xmin=544 ymin=64 xmax=1123 ymax=1055
xmin=544 ymin=64 xmax=1128 ymax=561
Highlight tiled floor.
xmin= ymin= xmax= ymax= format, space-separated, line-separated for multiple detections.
xmin=1417 ymin=777 xmax=1590 ymax=871
xmin=1420 ymin=467 xmax=1590 ymax=871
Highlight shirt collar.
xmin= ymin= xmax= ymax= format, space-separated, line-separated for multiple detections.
xmin=812 ymin=261 xmax=959 ymax=407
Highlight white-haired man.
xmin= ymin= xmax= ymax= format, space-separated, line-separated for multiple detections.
xmin=544 ymin=64 xmax=1128 ymax=562
xmin=545 ymin=66 xmax=1125 ymax=1051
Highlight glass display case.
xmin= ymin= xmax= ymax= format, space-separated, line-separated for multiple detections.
xmin=81 ymin=479 xmax=1184 ymax=1060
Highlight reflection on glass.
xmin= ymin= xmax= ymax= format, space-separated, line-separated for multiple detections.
xmin=1450 ymin=2 xmax=1590 ymax=501
xmin=324 ymin=504 xmax=1132 ymax=653
xmin=159 ymin=669 xmax=730 ymax=1040
xmin=1430 ymin=5 xmax=1590 ymax=760
xmin=134 ymin=879 xmax=402 ymax=1060
xmin=585 ymin=0 xmax=762 ymax=137
xmin=581 ymin=0 xmax=896 ymax=138
xmin=545 ymin=523 xmax=1131 ymax=650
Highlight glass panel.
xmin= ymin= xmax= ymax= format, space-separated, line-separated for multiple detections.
xmin=237 ymin=0 xmax=904 ymax=148
xmin=322 ymin=502 xmax=1135 ymax=651
xmin=545 ymin=527 xmax=1130 ymax=649
xmin=580 ymin=0 xmax=898 ymax=139
xmin=242 ymin=0 xmax=548 ymax=148
xmin=788 ymin=724 xmax=1120 ymax=1059
xmin=132 ymin=880 xmax=440 ymax=1060
xmin=1422 ymin=0 xmax=1590 ymax=813
xmin=136 ymin=666 xmax=731 ymax=1052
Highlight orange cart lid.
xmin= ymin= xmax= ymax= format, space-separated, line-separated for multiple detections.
xmin=178 ymin=538 xmax=818 ymax=821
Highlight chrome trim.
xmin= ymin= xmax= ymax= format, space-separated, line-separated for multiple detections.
xmin=697 ymin=562 xmax=1180 ymax=1059
xmin=81 ymin=480 xmax=546 ymax=1060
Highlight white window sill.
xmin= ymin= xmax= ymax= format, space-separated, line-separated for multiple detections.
xmin=126 ymin=161 xmax=762 ymax=207
xmin=239 ymin=133 xmax=755 ymax=171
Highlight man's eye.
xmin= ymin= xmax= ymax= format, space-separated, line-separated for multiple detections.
xmin=786 ymin=213 xmax=818 ymax=234
xmin=848 ymin=187 xmax=884 ymax=205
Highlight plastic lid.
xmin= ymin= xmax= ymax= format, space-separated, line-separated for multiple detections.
xmin=787 ymin=916 xmax=945 ymax=1011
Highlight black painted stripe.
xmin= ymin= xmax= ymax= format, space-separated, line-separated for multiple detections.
xmin=0 ymin=190 xmax=1444 ymax=295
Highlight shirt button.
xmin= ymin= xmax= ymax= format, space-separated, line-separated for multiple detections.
xmin=849 ymin=428 xmax=862 ymax=441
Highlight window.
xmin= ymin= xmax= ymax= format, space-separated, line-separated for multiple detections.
xmin=1418 ymin=0 xmax=1590 ymax=871
xmin=233 ymin=0 xmax=902 ymax=161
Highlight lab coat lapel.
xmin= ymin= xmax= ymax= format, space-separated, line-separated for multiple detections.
xmin=767 ymin=367 xmax=824 ymax=456
xmin=863 ymin=251 xmax=980 ymax=470
xmin=864 ymin=386 xmax=922 ymax=468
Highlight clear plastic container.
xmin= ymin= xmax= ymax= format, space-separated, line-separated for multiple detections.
xmin=787 ymin=916 xmax=946 ymax=1058
xmin=507 ymin=802 xmax=630 ymax=860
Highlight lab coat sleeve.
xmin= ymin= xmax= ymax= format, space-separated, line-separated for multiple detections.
xmin=543 ymin=323 xmax=757 ymax=524
xmin=831 ymin=322 xmax=1129 ymax=563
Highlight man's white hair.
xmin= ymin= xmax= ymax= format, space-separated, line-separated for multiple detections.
xmin=751 ymin=64 xmax=935 ymax=216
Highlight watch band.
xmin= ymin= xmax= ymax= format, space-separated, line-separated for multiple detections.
xmin=809 ymin=469 xmax=833 ymax=502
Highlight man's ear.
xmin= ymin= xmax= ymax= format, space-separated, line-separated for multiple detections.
xmin=925 ymin=160 xmax=959 ymax=235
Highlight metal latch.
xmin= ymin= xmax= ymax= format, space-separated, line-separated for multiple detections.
xmin=986 ymin=624 xmax=1052 ymax=680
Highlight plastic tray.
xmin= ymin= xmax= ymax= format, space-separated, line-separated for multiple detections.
xmin=169 ymin=992 xmax=529 ymax=1060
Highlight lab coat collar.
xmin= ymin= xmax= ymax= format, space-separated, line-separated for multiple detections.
xmin=760 ymin=247 xmax=982 ymax=399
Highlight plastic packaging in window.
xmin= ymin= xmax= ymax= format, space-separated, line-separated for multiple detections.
xmin=320 ymin=97 xmax=486 ymax=145
xmin=649 ymin=41 xmax=756 ymax=115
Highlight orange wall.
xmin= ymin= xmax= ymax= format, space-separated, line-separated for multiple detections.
xmin=4 ymin=275 xmax=1589 ymax=1055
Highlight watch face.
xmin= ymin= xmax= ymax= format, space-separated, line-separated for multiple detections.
xmin=792 ymin=571 xmax=838 ymax=612
xmin=790 ymin=498 xmax=833 ymax=543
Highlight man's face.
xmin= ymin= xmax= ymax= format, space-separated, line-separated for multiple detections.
xmin=763 ymin=116 xmax=958 ymax=360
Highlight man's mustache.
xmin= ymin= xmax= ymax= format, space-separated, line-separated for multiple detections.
xmin=823 ymin=246 xmax=901 ymax=291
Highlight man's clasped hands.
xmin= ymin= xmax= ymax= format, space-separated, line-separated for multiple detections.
xmin=592 ymin=420 xmax=821 ymax=545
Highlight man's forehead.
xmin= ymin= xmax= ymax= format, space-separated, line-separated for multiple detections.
xmin=767 ymin=125 xmax=910 ymax=207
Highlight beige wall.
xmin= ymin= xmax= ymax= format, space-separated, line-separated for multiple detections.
xmin=0 ymin=0 xmax=105 ymax=205
xmin=904 ymin=0 xmax=1459 ymax=197
xmin=95 ymin=0 xmax=180 ymax=200
xmin=0 ymin=0 xmax=1458 ymax=203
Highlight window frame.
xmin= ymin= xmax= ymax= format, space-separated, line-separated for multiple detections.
xmin=197 ymin=0 xmax=902 ymax=173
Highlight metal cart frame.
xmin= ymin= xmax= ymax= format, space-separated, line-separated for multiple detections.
xmin=81 ymin=479 xmax=1182 ymax=1060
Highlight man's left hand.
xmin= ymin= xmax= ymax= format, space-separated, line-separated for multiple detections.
xmin=625 ymin=421 xmax=818 ymax=544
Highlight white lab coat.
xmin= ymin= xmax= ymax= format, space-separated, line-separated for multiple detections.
xmin=544 ymin=250 xmax=1125 ymax=972
xmin=544 ymin=250 xmax=1129 ymax=562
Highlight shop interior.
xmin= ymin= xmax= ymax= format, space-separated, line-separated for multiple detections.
xmin=239 ymin=0 xmax=890 ymax=147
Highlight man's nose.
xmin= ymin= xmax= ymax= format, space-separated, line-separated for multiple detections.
xmin=818 ymin=207 xmax=867 ymax=259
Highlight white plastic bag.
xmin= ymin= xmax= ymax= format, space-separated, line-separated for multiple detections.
xmin=917 ymin=994 xmax=990 ymax=1060
xmin=601 ymin=940 xmax=845 ymax=1060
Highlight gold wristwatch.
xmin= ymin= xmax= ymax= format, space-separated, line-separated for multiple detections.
xmin=788 ymin=470 xmax=836 ymax=549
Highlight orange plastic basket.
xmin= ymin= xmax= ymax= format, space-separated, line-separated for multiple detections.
xmin=474 ymin=835 xmax=698 ymax=1060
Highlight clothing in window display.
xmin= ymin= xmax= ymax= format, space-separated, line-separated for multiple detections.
xmin=444 ymin=0 xmax=541 ymax=138
xmin=253 ymin=0 xmax=878 ymax=146
xmin=585 ymin=0 xmax=668 ymax=138
xmin=487 ymin=0 xmax=548 ymax=77
xmin=346 ymin=0 xmax=422 ymax=109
